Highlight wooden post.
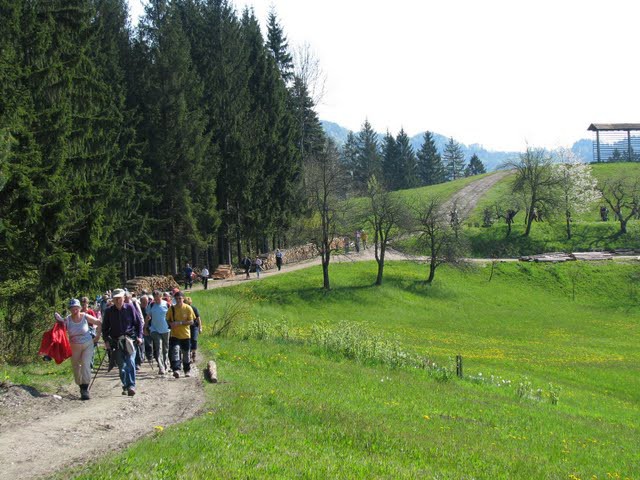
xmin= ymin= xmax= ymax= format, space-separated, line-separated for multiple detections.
xmin=456 ymin=355 xmax=463 ymax=378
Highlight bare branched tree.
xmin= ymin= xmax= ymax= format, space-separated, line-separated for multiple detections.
xmin=598 ymin=176 xmax=640 ymax=234
xmin=364 ymin=176 xmax=408 ymax=285
xmin=305 ymin=139 xmax=349 ymax=290
xmin=413 ymin=197 xmax=467 ymax=284
xmin=293 ymin=42 xmax=326 ymax=106
xmin=502 ymin=147 xmax=560 ymax=236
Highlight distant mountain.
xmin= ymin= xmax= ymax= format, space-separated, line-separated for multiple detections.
xmin=321 ymin=120 xmax=594 ymax=170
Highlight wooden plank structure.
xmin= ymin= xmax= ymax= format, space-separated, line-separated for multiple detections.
xmin=588 ymin=123 xmax=640 ymax=163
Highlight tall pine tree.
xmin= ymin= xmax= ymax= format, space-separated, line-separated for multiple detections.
xmin=265 ymin=8 xmax=293 ymax=84
xmin=354 ymin=119 xmax=381 ymax=192
xmin=416 ymin=131 xmax=444 ymax=185
xmin=443 ymin=137 xmax=465 ymax=181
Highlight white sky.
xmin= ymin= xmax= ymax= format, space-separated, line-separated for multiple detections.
xmin=128 ymin=0 xmax=640 ymax=152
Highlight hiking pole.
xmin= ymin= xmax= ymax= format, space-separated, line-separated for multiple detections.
xmin=89 ymin=345 xmax=107 ymax=391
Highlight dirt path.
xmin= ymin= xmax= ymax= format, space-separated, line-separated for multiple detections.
xmin=0 ymin=359 xmax=205 ymax=480
xmin=442 ymin=170 xmax=511 ymax=219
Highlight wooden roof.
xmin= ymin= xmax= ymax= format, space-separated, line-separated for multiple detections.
xmin=588 ymin=123 xmax=640 ymax=132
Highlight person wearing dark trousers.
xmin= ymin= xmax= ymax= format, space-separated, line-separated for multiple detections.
xmin=241 ymin=255 xmax=252 ymax=279
xmin=166 ymin=291 xmax=196 ymax=378
xmin=275 ymin=249 xmax=283 ymax=271
xmin=184 ymin=263 xmax=193 ymax=290
xmin=102 ymin=289 xmax=144 ymax=396
xmin=200 ymin=266 xmax=209 ymax=290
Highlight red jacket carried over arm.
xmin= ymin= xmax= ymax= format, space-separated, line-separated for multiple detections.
xmin=38 ymin=321 xmax=72 ymax=364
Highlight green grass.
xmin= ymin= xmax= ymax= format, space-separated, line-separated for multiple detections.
xmin=469 ymin=162 xmax=640 ymax=224
xmin=64 ymin=261 xmax=640 ymax=479
xmin=461 ymin=163 xmax=640 ymax=256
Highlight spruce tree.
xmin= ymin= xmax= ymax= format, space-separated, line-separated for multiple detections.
xmin=416 ymin=131 xmax=444 ymax=185
xmin=381 ymin=131 xmax=400 ymax=190
xmin=266 ymin=8 xmax=294 ymax=84
xmin=395 ymin=128 xmax=418 ymax=189
xmin=354 ymin=119 xmax=381 ymax=192
xmin=138 ymin=0 xmax=215 ymax=272
xmin=443 ymin=137 xmax=466 ymax=181
xmin=340 ymin=131 xmax=359 ymax=190
xmin=464 ymin=154 xmax=486 ymax=176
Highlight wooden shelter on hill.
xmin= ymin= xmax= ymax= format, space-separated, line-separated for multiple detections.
xmin=588 ymin=123 xmax=640 ymax=163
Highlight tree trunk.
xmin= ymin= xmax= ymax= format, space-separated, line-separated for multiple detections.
xmin=620 ymin=218 xmax=628 ymax=234
xmin=565 ymin=210 xmax=572 ymax=240
xmin=524 ymin=206 xmax=535 ymax=236
xmin=427 ymin=259 xmax=437 ymax=284
xmin=375 ymin=243 xmax=386 ymax=286
xmin=321 ymin=243 xmax=331 ymax=290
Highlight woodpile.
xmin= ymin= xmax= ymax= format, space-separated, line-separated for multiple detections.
xmin=260 ymin=243 xmax=319 ymax=270
xmin=212 ymin=264 xmax=234 ymax=279
xmin=125 ymin=275 xmax=180 ymax=295
xmin=571 ymin=252 xmax=613 ymax=261
xmin=519 ymin=251 xmax=616 ymax=263
xmin=520 ymin=252 xmax=573 ymax=263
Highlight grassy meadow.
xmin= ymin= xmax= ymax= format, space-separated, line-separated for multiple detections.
xmin=461 ymin=163 xmax=640 ymax=256
xmin=62 ymin=260 xmax=639 ymax=479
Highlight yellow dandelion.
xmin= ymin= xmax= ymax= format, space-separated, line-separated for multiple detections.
xmin=154 ymin=425 xmax=164 ymax=432
xmin=423 ymin=415 xmax=430 ymax=420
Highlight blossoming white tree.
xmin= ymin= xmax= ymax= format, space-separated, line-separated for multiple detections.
xmin=553 ymin=149 xmax=601 ymax=240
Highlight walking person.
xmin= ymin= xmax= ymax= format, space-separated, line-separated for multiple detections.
xmin=102 ymin=288 xmax=144 ymax=396
xmin=200 ymin=266 xmax=210 ymax=290
xmin=275 ymin=249 xmax=284 ymax=271
xmin=241 ymin=255 xmax=252 ymax=279
xmin=147 ymin=290 xmax=170 ymax=375
xmin=166 ymin=290 xmax=196 ymax=378
xmin=184 ymin=297 xmax=202 ymax=363
xmin=184 ymin=263 xmax=193 ymax=290
xmin=361 ymin=230 xmax=368 ymax=250
xmin=255 ymin=256 xmax=263 ymax=278
xmin=56 ymin=299 xmax=102 ymax=400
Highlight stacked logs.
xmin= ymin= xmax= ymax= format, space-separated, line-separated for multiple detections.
xmin=212 ymin=265 xmax=234 ymax=279
xmin=260 ymin=243 xmax=319 ymax=270
xmin=125 ymin=275 xmax=180 ymax=295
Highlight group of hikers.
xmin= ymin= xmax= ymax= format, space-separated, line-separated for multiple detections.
xmin=51 ymin=248 xmax=298 ymax=400
xmin=239 ymin=249 xmax=285 ymax=279
xmin=52 ymin=287 xmax=202 ymax=400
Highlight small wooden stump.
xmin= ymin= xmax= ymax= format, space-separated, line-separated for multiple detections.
xmin=205 ymin=360 xmax=218 ymax=383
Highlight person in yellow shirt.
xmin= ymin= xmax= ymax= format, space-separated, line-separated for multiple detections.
xmin=166 ymin=291 xmax=196 ymax=378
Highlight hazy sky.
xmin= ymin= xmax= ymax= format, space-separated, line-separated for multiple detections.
xmin=128 ymin=0 xmax=640 ymax=152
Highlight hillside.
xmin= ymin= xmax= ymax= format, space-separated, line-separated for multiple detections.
xmin=321 ymin=120 xmax=595 ymax=171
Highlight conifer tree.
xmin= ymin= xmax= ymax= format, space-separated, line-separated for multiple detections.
xmin=395 ymin=128 xmax=418 ymax=189
xmin=381 ymin=131 xmax=400 ymax=190
xmin=138 ymin=0 xmax=215 ymax=272
xmin=416 ymin=131 xmax=444 ymax=185
xmin=340 ymin=131 xmax=359 ymax=190
xmin=354 ymin=119 xmax=381 ymax=192
xmin=465 ymin=154 xmax=486 ymax=176
xmin=266 ymin=8 xmax=294 ymax=84
xmin=443 ymin=137 xmax=466 ymax=181
xmin=290 ymin=75 xmax=325 ymax=164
